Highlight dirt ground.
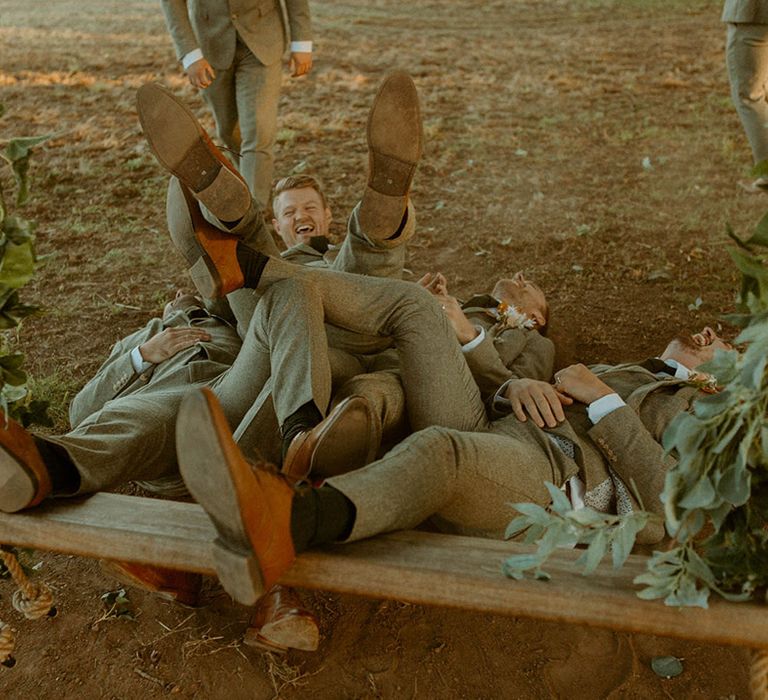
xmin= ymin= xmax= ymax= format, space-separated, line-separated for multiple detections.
xmin=0 ymin=0 xmax=762 ymax=697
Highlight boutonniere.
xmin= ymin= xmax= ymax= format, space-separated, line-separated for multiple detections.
xmin=495 ymin=301 xmax=537 ymax=331
xmin=686 ymin=370 xmax=720 ymax=394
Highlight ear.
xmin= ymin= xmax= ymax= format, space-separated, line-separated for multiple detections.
xmin=532 ymin=310 xmax=546 ymax=329
xmin=271 ymin=217 xmax=279 ymax=233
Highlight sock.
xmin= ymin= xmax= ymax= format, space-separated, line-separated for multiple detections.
xmin=235 ymin=244 xmax=269 ymax=287
xmin=32 ymin=436 xmax=81 ymax=494
xmin=281 ymin=401 xmax=323 ymax=460
xmin=290 ymin=485 xmax=356 ymax=552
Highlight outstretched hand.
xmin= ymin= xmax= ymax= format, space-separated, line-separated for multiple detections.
xmin=504 ymin=378 xmax=573 ymax=428
xmin=139 ymin=327 xmax=211 ymax=365
xmin=417 ymin=272 xmax=448 ymax=296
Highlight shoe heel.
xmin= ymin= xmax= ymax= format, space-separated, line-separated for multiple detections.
xmin=212 ymin=538 xmax=265 ymax=606
xmin=189 ymin=257 xmax=221 ymax=299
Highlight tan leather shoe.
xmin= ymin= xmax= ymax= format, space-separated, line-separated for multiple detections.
xmin=177 ymin=387 xmax=296 ymax=606
xmin=136 ymin=82 xmax=251 ymax=222
xmin=166 ymin=176 xmax=244 ymax=298
xmin=358 ymin=71 xmax=423 ymax=240
xmin=282 ymin=396 xmax=380 ymax=483
xmin=100 ymin=561 xmax=202 ymax=608
xmin=0 ymin=418 xmax=52 ymax=513
xmin=244 ymin=585 xmax=319 ymax=652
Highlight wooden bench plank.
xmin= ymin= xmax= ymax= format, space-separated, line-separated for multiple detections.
xmin=0 ymin=493 xmax=766 ymax=649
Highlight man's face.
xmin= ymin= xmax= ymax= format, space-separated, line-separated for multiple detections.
xmin=163 ymin=289 xmax=204 ymax=319
xmin=272 ymin=186 xmax=332 ymax=248
xmin=492 ymin=272 xmax=548 ymax=329
xmin=661 ymin=326 xmax=733 ymax=368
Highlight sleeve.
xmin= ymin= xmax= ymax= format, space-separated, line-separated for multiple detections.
xmin=586 ymin=405 xmax=674 ymax=543
xmin=463 ymin=330 xmax=555 ymax=401
xmin=283 ymin=0 xmax=312 ymax=43
xmin=68 ymin=323 xmax=160 ymax=427
xmin=160 ymin=0 xmax=200 ymax=61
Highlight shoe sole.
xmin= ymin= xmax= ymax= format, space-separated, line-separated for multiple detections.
xmin=137 ymin=83 xmax=251 ymax=222
xmin=360 ymin=71 xmax=423 ymax=239
xmin=311 ymin=396 xmax=380 ymax=479
xmin=177 ymin=390 xmax=265 ymax=605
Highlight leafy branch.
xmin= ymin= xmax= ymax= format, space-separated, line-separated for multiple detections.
xmin=503 ymin=482 xmax=655 ymax=581
xmin=0 ymin=111 xmax=51 ymax=426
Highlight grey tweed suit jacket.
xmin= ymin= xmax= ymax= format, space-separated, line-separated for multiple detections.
xmin=161 ymin=0 xmax=312 ymax=69
xmin=722 ymin=0 xmax=768 ymax=23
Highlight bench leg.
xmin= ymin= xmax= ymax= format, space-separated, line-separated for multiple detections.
xmin=753 ymin=649 xmax=768 ymax=700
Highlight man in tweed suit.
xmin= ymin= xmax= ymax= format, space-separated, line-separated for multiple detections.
xmin=723 ymin=0 xmax=768 ymax=188
xmin=160 ymin=0 xmax=312 ymax=207
xmin=168 ymin=260 xmax=732 ymax=604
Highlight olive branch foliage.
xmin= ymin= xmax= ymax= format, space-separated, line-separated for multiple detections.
xmin=0 ymin=104 xmax=51 ymax=427
xmin=503 ymin=213 xmax=768 ymax=608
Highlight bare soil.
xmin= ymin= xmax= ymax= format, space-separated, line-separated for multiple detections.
xmin=0 ymin=0 xmax=760 ymax=697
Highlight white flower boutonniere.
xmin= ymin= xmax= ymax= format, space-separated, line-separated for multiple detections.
xmin=496 ymin=302 xmax=537 ymax=331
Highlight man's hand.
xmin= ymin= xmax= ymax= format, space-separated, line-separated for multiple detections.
xmin=435 ymin=294 xmax=480 ymax=344
xmin=418 ymin=272 xmax=448 ymax=296
xmin=139 ymin=328 xmax=211 ymax=365
xmin=289 ymin=51 xmax=312 ymax=77
xmin=187 ymin=58 xmax=215 ymax=89
xmin=554 ymin=364 xmax=614 ymax=404
xmin=504 ymin=378 xmax=573 ymax=428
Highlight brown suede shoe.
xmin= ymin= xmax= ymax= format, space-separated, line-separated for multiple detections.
xmin=176 ymin=387 xmax=296 ymax=606
xmin=166 ymin=176 xmax=244 ymax=298
xmin=100 ymin=561 xmax=202 ymax=608
xmin=136 ymin=82 xmax=251 ymax=222
xmin=244 ymin=584 xmax=319 ymax=652
xmin=358 ymin=71 xmax=423 ymax=240
xmin=282 ymin=396 xmax=380 ymax=483
xmin=0 ymin=417 xmax=52 ymax=513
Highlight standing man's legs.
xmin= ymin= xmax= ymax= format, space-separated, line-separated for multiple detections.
xmin=235 ymin=49 xmax=282 ymax=209
xmin=726 ymin=22 xmax=768 ymax=165
xmin=203 ymin=41 xmax=282 ymax=208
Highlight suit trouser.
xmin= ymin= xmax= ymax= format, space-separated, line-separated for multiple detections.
xmin=327 ymin=423 xmax=562 ymax=540
xmin=203 ymin=38 xmax=282 ymax=208
xmin=726 ymin=22 xmax=768 ymax=164
xmin=254 ymin=259 xmax=489 ymax=435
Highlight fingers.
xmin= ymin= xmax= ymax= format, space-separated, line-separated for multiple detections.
xmin=507 ymin=380 xmax=567 ymax=428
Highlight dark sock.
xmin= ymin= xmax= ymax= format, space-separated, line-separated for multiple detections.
xmin=235 ymin=244 xmax=269 ymax=287
xmin=385 ymin=207 xmax=409 ymax=240
xmin=290 ymin=485 xmax=356 ymax=552
xmin=281 ymin=401 xmax=323 ymax=460
xmin=32 ymin=436 xmax=81 ymax=494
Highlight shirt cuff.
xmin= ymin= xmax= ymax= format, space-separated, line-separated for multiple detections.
xmin=182 ymin=49 xmax=204 ymax=70
xmin=290 ymin=41 xmax=313 ymax=53
xmin=587 ymin=393 xmax=625 ymax=424
xmin=461 ymin=326 xmax=485 ymax=353
xmin=130 ymin=346 xmax=154 ymax=374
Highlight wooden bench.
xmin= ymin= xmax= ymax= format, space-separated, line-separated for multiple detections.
xmin=1 ymin=493 xmax=767 ymax=693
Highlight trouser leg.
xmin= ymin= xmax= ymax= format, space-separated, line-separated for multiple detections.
xmin=44 ymin=392 xmax=187 ymax=494
xmin=257 ymin=257 xmax=488 ymax=432
xmin=726 ymin=23 xmax=768 ymax=164
xmin=331 ymin=201 xmax=416 ymax=278
xmin=211 ymin=277 xmax=332 ymax=431
xmin=235 ymin=49 xmax=282 ymax=209
xmin=326 ymin=425 xmax=557 ymax=540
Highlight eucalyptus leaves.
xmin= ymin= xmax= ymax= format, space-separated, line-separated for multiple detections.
xmin=503 ymin=214 xmax=768 ymax=608
xmin=0 ymin=111 xmax=50 ymax=426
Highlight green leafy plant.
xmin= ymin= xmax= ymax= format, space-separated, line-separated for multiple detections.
xmin=0 ymin=111 xmax=51 ymax=426
xmin=503 ymin=213 xmax=768 ymax=608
